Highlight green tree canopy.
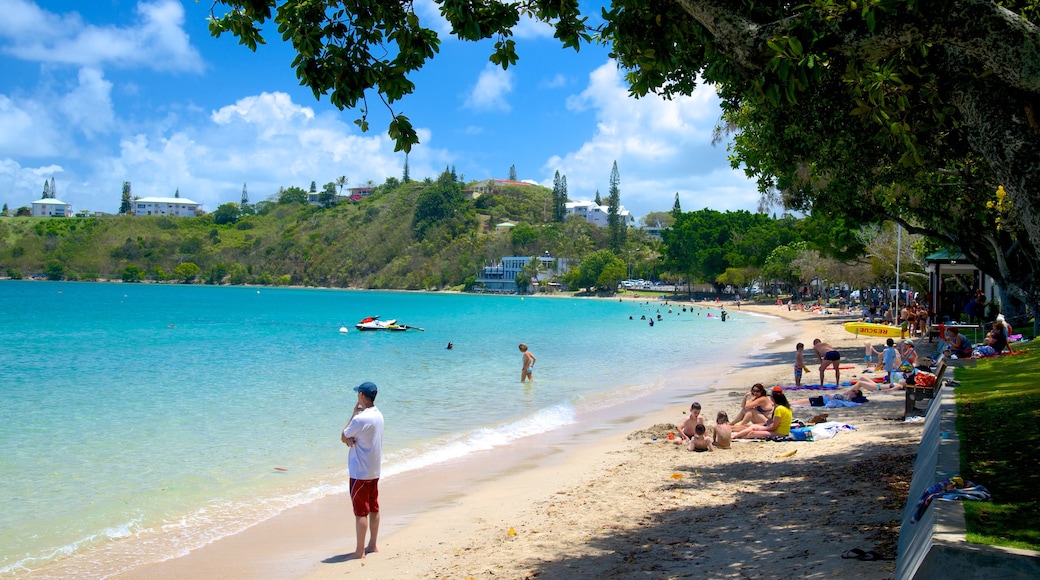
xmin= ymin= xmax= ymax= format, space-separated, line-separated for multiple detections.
xmin=278 ymin=186 xmax=308 ymax=205
xmin=566 ymin=249 xmax=625 ymax=293
xmin=213 ymin=202 xmax=241 ymax=225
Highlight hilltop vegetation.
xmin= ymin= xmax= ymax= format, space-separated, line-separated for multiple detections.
xmin=0 ymin=173 xmax=642 ymax=290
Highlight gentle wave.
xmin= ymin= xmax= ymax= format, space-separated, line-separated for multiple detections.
xmin=383 ymin=404 xmax=577 ymax=477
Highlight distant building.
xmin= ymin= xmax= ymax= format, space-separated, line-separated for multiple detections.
xmin=475 ymin=253 xmax=573 ymax=293
xmin=465 ymin=178 xmax=535 ymax=200
xmin=642 ymin=225 xmax=666 ymax=240
xmin=495 ymin=222 xmax=515 ymax=234
xmin=133 ymin=197 xmax=200 ymax=217
xmin=31 ymin=198 xmax=72 ymax=217
xmin=565 ymin=200 xmax=630 ymax=227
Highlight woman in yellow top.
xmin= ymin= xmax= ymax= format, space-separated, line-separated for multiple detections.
xmin=734 ymin=388 xmax=792 ymax=439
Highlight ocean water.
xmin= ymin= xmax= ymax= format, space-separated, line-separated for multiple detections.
xmin=0 ymin=281 xmax=772 ymax=577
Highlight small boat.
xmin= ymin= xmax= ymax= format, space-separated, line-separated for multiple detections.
xmin=355 ymin=317 xmax=424 ymax=331
xmin=356 ymin=316 xmax=397 ymax=331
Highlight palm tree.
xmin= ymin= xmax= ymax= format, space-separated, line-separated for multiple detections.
xmin=336 ymin=176 xmax=348 ymax=196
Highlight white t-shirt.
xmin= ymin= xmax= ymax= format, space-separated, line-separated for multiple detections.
xmin=343 ymin=406 xmax=384 ymax=480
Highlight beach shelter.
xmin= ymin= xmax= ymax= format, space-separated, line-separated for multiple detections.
xmin=925 ymin=249 xmax=995 ymax=323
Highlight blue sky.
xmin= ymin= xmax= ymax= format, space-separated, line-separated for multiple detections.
xmin=0 ymin=0 xmax=763 ymax=220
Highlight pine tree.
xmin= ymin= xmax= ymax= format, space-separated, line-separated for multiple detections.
xmin=42 ymin=179 xmax=51 ymax=199
xmin=551 ymin=171 xmax=564 ymax=222
xmin=310 ymin=181 xmax=318 ymax=193
xmin=241 ymin=183 xmax=249 ymax=205
xmin=607 ymin=161 xmax=625 ymax=253
xmin=119 ymin=181 xmax=133 ymax=214
xmin=403 ymin=154 xmax=411 ymax=183
xmin=2 ymin=203 xmax=8 ymax=216
xmin=50 ymin=177 xmax=56 ymax=199
xmin=557 ymin=175 xmax=569 ymax=222
xmin=594 ymin=189 xmax=602 ymax=206
xmin=671 ymin=192 xmax=682 ymax=217
xmin=509 ymin=164 xmax=517 ymax=181
xmin=174 ymin=188 xmax=180 ymax=198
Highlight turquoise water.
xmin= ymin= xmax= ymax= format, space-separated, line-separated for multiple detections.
xmin=0 ymin=281 xmax=769 ymax=576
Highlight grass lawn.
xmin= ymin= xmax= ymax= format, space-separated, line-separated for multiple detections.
xmin=954 ymin=339 xmax=1040 ymax=551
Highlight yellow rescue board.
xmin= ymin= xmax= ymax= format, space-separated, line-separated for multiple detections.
xmin=843 ymin=321 xmax=903 ymax=338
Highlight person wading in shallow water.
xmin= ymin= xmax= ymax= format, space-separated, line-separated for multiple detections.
xmin=519 ymin=343 xmax=536 ymax=382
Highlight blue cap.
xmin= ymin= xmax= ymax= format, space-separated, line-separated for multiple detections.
xmin=353 ymin=381 xmax=378 ymax=398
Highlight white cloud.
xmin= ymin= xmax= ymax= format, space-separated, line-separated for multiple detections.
xmin=0 ymin=0 xmax=203 ymax=72
xmin=1 ymin=86 xmax=458 ymax=213
xmin=0 ymin=94 xmax=63 ymax=157
xmin=0 ymin=158 xmax=65 ymax=205
xmin=464 ymin=64 xmax=514 ymax=112
xmin=539 ymin=73 xmax=568 ymax=89
xmin=59 ymin=68 xmax=115 ymax=137
xmin=542 ymin=61 xmax=760 ymax=216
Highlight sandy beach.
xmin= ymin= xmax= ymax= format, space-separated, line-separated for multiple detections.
xmin=119 ymin=299 xmax=921 ymax=579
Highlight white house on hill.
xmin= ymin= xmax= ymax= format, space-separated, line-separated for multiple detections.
xmin=32 ymin=198 xmax=72 ymax=217
xmin=565 ymin=200 xmax=630 ymax=227
xmin=133 ymin=197 xmax=201 ymax=217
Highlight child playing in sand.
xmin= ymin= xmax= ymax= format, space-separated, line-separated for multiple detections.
xmin=713 ymin=412 xmax=732 ymax=449
xmin=688 ymin=423 xmax=713 ymax=452
xmin=794 ymin=343 xmax=809 ymax=387
xmin=676 ymin=402 xmax=705 ymax=440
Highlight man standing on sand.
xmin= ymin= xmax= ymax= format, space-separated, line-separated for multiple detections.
xmin=519 ymin=343 xmax=536 ymax=382
xmin=341 ymin=381 xmax=384 ymax=560
xmin=812 ymin=338 xmax=841 ymax=386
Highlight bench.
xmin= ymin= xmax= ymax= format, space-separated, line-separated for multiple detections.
xmin=905 ymin=358 xmax=948 ymax=417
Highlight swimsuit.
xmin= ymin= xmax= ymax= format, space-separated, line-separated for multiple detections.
xmin=824 ymin=350 xmax=841 ymax=361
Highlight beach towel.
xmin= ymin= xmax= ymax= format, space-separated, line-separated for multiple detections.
xmin=911 ymin=476 xmax=991 ymax=523
xmin=810 ymin=421 xmax=856 ymax=440
xmin=779 ymin=382 xmax=853 ymax=391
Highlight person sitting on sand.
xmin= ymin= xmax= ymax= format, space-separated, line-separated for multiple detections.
xmin=713 ymin=412 xmax=732 ymax=449
xmin=676 ymin=402 xmax=705 ymax=440
xmin=688 ymin=423 xmax=713 ymax=452
xmin=730 ymin=384 xmax=774 ymax=426
xmin=790 ymin=385 xmax=866 ymax=406
xmin=734 ymin=389 xmax=792 ymax=439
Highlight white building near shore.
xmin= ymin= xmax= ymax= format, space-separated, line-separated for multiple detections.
xmin=565 ymin=200 xmax=630 ymax=227
xmin=133 ymin=197 xmax=201 ymax=217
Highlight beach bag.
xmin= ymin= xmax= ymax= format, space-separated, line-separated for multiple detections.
xmin=790 ymin=427 xmax=815 ymax=441
xmin=809 ymin=396 xmax=825 ymax=407
xmin=915 ymin=372 xmax=937 ymax=387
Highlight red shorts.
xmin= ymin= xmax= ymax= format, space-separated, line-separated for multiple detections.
xmin=350 ymin=478 xmax=379 ymax=517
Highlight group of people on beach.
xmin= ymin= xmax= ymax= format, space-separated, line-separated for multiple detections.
xmin=674 ymin=383 xmax=797 ymax=450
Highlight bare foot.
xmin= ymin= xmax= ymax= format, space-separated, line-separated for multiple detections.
xmin=366 ymin=544 xmax=379 ymax=554
xmin=353 ymin=549 xmax=366 ymax=560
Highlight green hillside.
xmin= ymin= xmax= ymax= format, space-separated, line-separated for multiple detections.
xmin=0 ymin=175 xmax=635 ymax=289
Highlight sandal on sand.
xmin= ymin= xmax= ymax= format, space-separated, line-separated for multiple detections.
xmin=841 ymin=548 xmax=894 ymax=561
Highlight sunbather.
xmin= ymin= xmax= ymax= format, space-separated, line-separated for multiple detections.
xmin=790 ymin=385 xmax=865 ymax=406
xmin=734 ymin=389 xmax=792 ymax=439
